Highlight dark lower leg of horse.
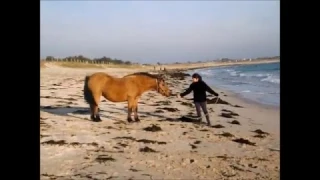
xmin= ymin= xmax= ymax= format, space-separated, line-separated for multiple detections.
xmin=133 ymin=106 xmax=140 ymax=122
xmin=90 ymin=104 xmax=101 ymax=122
xmin=127 ymin=108 xmax=134 ymax=123
xmin=91 ymin=114 xmax=101 ymax=122
xmin=89 ymin=104 xmax=95 ymax=121
xmin=95 ymin=114 xmax=101 ymax=122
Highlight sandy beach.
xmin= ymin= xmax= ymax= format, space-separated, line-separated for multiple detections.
xmin=40 ymin=62 xmax=280 ymax=180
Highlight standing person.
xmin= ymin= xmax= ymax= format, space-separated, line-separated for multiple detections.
xmin=177 ymin=73 xmax=219 ymax=126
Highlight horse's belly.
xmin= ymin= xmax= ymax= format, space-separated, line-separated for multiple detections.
xmin=102 ymin=92 xmax=127 ymax=102
xmin=107 ymin=98 xmax=127 ymax=103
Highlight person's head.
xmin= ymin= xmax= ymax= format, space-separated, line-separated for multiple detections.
xmin=192 ymin=73 xmax=202 ymax=83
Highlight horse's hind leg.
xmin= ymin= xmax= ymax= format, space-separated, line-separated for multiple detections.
xmin=90 ymin=93 xmax=101 ymax=122
xmin=90 ymin=104 xmax=101 ymax=122
xmin=89 ymin=104 xmax=95 ymax=120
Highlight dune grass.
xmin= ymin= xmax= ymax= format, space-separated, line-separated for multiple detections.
xmin=56 ymin=62 xmax=105 ymax=69
xmin=53 ymin=62 xmax=144 ymax=69
xmin=105 ymin=64 xmax=145 ymax=69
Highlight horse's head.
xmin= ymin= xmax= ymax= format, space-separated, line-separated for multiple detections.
xmin=156 ymin=76 xmax=171 ymax=97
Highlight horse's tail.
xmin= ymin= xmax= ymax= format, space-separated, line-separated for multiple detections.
xmin=83 ymin=75 xmax=97 ymax=106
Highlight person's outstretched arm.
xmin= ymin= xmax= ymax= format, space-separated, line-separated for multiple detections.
xmin=204 ymin=82 xmax=219 ymax=96
xmin=180 ymin=84 xmax=193 ymax=97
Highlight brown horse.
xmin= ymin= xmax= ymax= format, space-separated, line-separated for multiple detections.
xmin=83 ymin=72 xmax=171 ymax=122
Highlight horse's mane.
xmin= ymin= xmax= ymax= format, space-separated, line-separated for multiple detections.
xmin=124 ymin=72 xmax=160 ymax=79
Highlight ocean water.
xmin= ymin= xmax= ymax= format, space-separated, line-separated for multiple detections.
xmin=188 ymin=62 xmax=280 ymax=107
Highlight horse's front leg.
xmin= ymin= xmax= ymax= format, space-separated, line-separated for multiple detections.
xmin=127 ymin=98 xmax=134 ymax=123
xmin=133 ymin=105 xmax=140 ymax=122
xmin=133 ymin=97 xmax=140 ymax=122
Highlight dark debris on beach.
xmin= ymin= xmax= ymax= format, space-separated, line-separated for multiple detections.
xmin=232 ymin=138 xmax=256 ymax=146
xmin=139 ymin=146 xmax=158 ymax=153
xmin=143 ymin=124 xmax=162 ymax=132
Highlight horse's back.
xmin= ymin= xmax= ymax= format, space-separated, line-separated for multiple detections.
xmin=86 ymin=72 xmax=112 ymax=91
xmin=89 ymin=72 xmax=112 ymax=79
xmin=86 ymin=72 xmax=132 ymax=101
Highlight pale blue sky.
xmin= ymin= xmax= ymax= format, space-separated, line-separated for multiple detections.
xmin=40 ymin=1 xmax=279 ymax=63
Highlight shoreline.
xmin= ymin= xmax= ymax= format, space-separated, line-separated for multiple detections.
xmin=173 ymin=62 xmax=279 ymax=110
xmin=203 ymin=84 xmax=279 ymax=110
xmin=207 ymin=85 xmax=279 ymax=111
xmin=163 ymin=59 xmax=279 ymax=71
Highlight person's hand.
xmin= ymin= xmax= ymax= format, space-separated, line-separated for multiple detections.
xmin=177 ymin=94 xmax=181 ymax=98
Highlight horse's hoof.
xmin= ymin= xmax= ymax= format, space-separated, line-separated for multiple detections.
xmin=92 ymin=115 xmax=102 ymax=122
xmin=135 ymin=118 xmax=141 ymax=123
xmin=127 ymin=118 xmax=134 ymax=123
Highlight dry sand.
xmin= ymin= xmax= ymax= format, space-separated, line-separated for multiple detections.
xmin=40 ymin=64 xmax=280 ymax=180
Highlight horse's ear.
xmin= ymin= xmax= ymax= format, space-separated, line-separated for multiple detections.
xmin=159 ymin=75 xmax=166 ymax=82
xmin=157 ymin=74 xmax=164 ymax=80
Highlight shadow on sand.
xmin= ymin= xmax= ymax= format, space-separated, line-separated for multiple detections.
xmin=40 ymin=105 xmax=113 ymax=120
xmin=40 ymin=105 xmax=175 ymax=122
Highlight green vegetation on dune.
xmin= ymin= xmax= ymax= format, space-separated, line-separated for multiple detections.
xmin=42 ymin=55 xmax=146 ymax=69
xmin=44 ymin=55 xmax=134 ymax=65
xmin=56 ymin=62 xmax=105 ymax=69
xmin=41 ymin=54 xmax=279 ymax=69
xmin=53 ymin=62 xmax=143 ymax=69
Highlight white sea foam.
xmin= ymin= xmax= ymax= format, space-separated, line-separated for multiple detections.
xmin=189 ymin=62 xmax=280 ymax=106
xmin=261 ymin=75 xmax=280 ymax=84
xmin=241 ymin=90 xmax=251 ymax=93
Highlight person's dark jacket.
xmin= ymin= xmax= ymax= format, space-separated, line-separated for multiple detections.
xmin=180 ymin=80 xmax=219 ymax=102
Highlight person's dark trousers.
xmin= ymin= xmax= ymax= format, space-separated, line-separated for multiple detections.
xmin=194 ymin=101 xmax=211 ymax=125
